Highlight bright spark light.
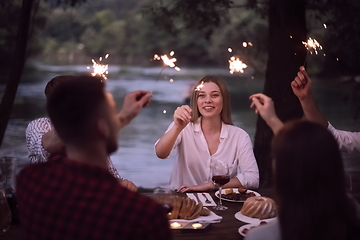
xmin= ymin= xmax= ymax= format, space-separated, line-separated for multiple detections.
xmin=153 ymin=51 xmax=181 ymax=71
xmin=163 ymin=110 xmax=167 ymax=114
xmin=195 ymin=81 xmax=204 ymax=91
xmin=228 ymin=48 xmax=232 ymax=53
xmin=243 ymin=42 xmax=248 ymax=47
xmin=323 ymin=23 xmax=327 ymax=29
xmin=87 ymin=54 xmax=109 ymax=79
xmin=302 ymin=37 xmax=323 ymax=55
xmin=248 ymin=42 xmax=253 ymax=46
xmin=229 ymin=56 xmax=247 ymax=74
xmin=169 ymin=79 xmax=174 ymax=82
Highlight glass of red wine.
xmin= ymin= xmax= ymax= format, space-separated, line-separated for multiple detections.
xmin=212 ymin=161 xmax=230 ymax=210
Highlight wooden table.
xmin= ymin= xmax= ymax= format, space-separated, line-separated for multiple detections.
xmin=1 ymin=187 xmax=275 ymax=240
xmin=172 ymin=188 xmax=275 ymax=240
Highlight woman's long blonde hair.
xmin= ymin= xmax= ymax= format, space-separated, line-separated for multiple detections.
xmin=190 ymin=75 xmax=232 ymax=125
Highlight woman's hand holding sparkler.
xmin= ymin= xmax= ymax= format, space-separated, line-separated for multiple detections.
xmin=155 ymin=105 xmax=192 ymax=159
xmin=117 ymin=90 xmax=152 ymax=129
xmin=173 ymin=105 xmax=192 ymax=130
xmin=291 ymin=66 xmax=328 ymax=128
xmin=291 ymin=66 xmax=313 ymax=101
xmin=250 ymin=93 xmax=283 ymax=135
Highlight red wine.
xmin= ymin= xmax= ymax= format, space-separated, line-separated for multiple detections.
xmin=212 ymin=175 xmax=230 ymax=186
xmin=6 ymin=194 xmax=20 ymax=224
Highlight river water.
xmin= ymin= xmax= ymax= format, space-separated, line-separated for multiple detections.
xmin=0 ymin=64 xmax=359 ymax=188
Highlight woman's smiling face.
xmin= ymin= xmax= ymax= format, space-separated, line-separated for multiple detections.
xmin=197 ymin=82 xmax=223 ymax=119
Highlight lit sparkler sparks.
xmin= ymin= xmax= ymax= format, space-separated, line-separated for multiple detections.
xmin=153 ymin=51 xmax=181 ymax=71
xmin=87 ymin=54 xmax=109 ymax=79
xmin=229 ymin=56 xmax=247 ymax=74
xmin=302 ymin=37 xmax=323 ymax=55
xmin=195 ymin=81 xmax=204 ymax=91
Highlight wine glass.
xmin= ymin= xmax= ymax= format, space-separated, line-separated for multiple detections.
xmin=212 ymin=161 xmax=230 ymax=210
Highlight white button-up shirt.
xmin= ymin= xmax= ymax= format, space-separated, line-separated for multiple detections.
xmin=328 ymin=122 xmax=360 ymax=155
xmin=158 ymin=120 xmax=259 ymax=190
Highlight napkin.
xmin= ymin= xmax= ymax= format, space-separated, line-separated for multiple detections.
xmin=187 ymin=193 xmax=217 ymax=207
xmin=169 ymin=208 xmax=222 ymax=223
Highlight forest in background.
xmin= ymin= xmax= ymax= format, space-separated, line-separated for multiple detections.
xmin=1 ymin=0 xmax=360 ymax=186
xmin=3 ymin=0 xmax=359 ymax=78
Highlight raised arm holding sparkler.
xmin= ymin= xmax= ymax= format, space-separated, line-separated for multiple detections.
xmin=291 ymin=66 xmax=328 ymax=127
xmin=291 ymin=66 xmax=360 ymax=155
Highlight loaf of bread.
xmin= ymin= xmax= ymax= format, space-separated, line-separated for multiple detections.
xmin=153 ymin=195 xmax=210 ymax=220
xmin=240 ymin=196 xmax=277 ymax=220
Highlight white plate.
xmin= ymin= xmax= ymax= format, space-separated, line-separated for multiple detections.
xmin=238 ymin=223 xmax=257 ymax=236
xmin=215 ymin=189 xmax=260 ymax=202
xmin=234 ymin=212 xmax=277 ymax=224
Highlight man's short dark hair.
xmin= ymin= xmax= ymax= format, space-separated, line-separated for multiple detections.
xmin=46 ymin=75 xmax=107 ymax=145
xmin=45 ymin=75 xmax=76 ymax=99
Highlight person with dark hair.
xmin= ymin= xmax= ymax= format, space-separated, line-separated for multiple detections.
xmin=155 ymin=75 xmax=259 ymax=192
xmin=244 ymin=120 xmax=360 ymax=240
xmin=16 ymin=75 xmax=172 ymax=240
xmin=25 ymin=75 xmax=138 ymax=190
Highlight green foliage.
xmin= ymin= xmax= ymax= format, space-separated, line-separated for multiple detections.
xmin=142 ymin=0 xmax=234 ymax=39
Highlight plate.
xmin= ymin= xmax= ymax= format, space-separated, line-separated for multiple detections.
xmin=234 ymin=212 xmax=277 ymax=224
xmin=238 ymin=223 xmax=257 ymax=236
xmin=215 ymin=189 xmax=260 ymax=202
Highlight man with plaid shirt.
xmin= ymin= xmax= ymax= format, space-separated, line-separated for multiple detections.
xmin=17 ymin=75 xmax=172 ymax=240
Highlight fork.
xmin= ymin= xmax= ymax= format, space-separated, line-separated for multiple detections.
xmin=202 ymin=193 xmax=211 ymax=204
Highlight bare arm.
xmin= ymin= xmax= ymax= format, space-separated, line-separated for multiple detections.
xmin=117 ymin=90 xmax=152 ymax=130
xmin=177 ymin=178 xmax=243 ymax=193
xmin=249 ymin=93 xmax=284 ymax=135
xmin=155 ymin=105 xmax=192 ymax=159
xmin=42 ymin=129 xmax=63 ymax=153
xmin=291 ymin=66 xmax=328 ymax=128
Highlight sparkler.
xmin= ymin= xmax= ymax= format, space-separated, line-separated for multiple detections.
xmin=87 ymin=54 xmax=109 ymax=79
xmin=153 ymin=51 xmax=181 ymax=81
xmin=302 ymin=37 xmax=323 ymax=65
xmin=227 ymin=48 xmax=248 ymax=74
xmin=195 ymin=81 xmax=204 ymax=91
xmin=229 ymin=56 xmax=247 ymax=74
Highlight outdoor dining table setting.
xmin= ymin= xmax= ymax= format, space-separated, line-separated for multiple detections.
xmin=2 ymin=187 xmax=276 ymax=240
xmin=149 ymin=186 xmax=277 ymax=240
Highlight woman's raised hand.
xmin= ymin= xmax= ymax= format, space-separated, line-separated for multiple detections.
xmin=173 ymin=105 xmax=192 ymax=129
xmin=291 ymin=66 xmax=313 ymax=101
xmin=249 ymin=93 xmax=283 ymax=134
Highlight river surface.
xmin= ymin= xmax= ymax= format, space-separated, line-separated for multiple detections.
xmin=1 ymin=64 xmax=359 ymax=188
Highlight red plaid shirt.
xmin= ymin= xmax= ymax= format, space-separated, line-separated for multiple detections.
xmin=16 ymin=152 xmax=172 ymax=240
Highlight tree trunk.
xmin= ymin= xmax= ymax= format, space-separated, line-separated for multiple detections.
xmin=254 ymin=0 xmax=307 ymax=187
xmin=0 ymin=0 xmax=34 ymax=147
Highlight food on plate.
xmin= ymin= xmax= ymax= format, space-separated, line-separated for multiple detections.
xmin=241 ymin=221 xmax=268 ymax=235
xmin=240 ymin=196 xmax=277 ymax=219
xmin=152 ymin=195 xmax=210 ymax=220
xmin=222 ymin=189 xmax=256 ymax=201
xmin=225 ymin=188 xmax=233 ymax=194
xmin=238 ymin=187 xmax=247 ymax=193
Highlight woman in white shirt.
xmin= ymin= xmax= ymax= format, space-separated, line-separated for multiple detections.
xmin=155 ymin=75 xmax=259 ymax=192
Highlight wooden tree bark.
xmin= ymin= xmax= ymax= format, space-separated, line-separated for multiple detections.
xmin=254 ymin=0 xmax=307 ymax=186
xmin=0 ymin=0 xmax=34 ymax=147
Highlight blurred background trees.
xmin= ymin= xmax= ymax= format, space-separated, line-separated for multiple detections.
xmin=1 ymin=0 xmax=359 ymax=75
xmin=1 ymin=0 xmax=360 ymax=184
